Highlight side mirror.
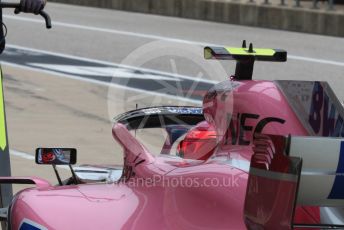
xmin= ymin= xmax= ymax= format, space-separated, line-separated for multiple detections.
xmin=36 ymin=148 xmax=77 ymax=165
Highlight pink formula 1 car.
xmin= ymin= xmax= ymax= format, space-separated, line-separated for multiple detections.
xmin=1 ymin=42 xmax=344 ymax=230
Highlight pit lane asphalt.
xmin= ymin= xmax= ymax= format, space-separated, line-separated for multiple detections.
xmin=4 ymin=2 xmax=344 ymax=99
xmin=1 ymin=2 xmax=344 ymax=191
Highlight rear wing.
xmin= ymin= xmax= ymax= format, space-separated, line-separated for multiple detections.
xmin=245 ymin=135 xmax=344 ymax=229
xmin=204 ymin=41 xmax=287 ymax=80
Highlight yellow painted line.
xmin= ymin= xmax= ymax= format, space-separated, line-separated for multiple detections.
xmin=0 ymin=69 xmax=7 ymax=151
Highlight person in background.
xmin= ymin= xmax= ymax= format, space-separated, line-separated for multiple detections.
xmin=20 ymin=0 xmax=46 ymax=14
xmin=0 ymin=0 xmax=46 ymax=53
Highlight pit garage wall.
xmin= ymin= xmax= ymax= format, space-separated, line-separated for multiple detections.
xmin=49 ymin=0 xmax=344 ymax=37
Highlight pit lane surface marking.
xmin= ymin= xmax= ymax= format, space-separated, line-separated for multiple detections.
xmin=10 ymin=149 xmax=35 ymax=160
xmin=10 ymin=149 xmax=68 ymax=170
xmin=4 ymin=14 xmax=344 ymax=68
xmin=2 ymin=45 xmax=215 ymax=103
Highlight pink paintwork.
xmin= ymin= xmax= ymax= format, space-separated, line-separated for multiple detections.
xmin=7 ymin=79 xmax=323 ymax=230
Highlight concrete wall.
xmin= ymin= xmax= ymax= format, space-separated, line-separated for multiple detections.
xmin=49 ymin=0 xmax=344 ymax=37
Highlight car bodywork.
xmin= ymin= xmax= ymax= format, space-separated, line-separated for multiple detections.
xmin=1 ymin=44 xmax=344 ymax=229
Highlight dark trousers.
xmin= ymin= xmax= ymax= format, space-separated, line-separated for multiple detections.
xmin=0 ymin=3 xmax=5 ymax=54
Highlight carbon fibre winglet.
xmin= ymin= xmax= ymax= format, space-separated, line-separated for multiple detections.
xmin=0 ymin=177 xmax=51 ymax=189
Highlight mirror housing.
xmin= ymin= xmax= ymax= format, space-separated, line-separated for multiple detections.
xmin=35 ymin=148 xmax=77 ymax=165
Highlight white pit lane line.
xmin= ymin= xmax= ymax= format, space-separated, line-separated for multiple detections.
xmin=1 ymin=62 xmax=203 ymax=105
xmin=10 ymin=149 xmax=68 ymax=169
xmin=10 ymin=149 xmax=35 ymax=161
xmin=2 ymin=44 xmax=207 ymax=105
xmin=4 ymin=14 xmax=344 ymax=68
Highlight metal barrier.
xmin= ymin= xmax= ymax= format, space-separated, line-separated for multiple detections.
xmin=248 ymin=0 xmax=336 ymax=10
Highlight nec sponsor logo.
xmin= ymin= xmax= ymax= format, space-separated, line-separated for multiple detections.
xmin=309 ymin=82 xmax=344 ymax=137
xmin=224 ymin=113 xmax=285 ymax=146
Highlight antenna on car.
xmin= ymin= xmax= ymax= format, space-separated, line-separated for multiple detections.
xmin=248 ymin=43 xmax=254 ymax=53
xmin=242 ymin=40 xmax=246 ymax=48
xmin=204 ymin=41 xmax=287 ymax=80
